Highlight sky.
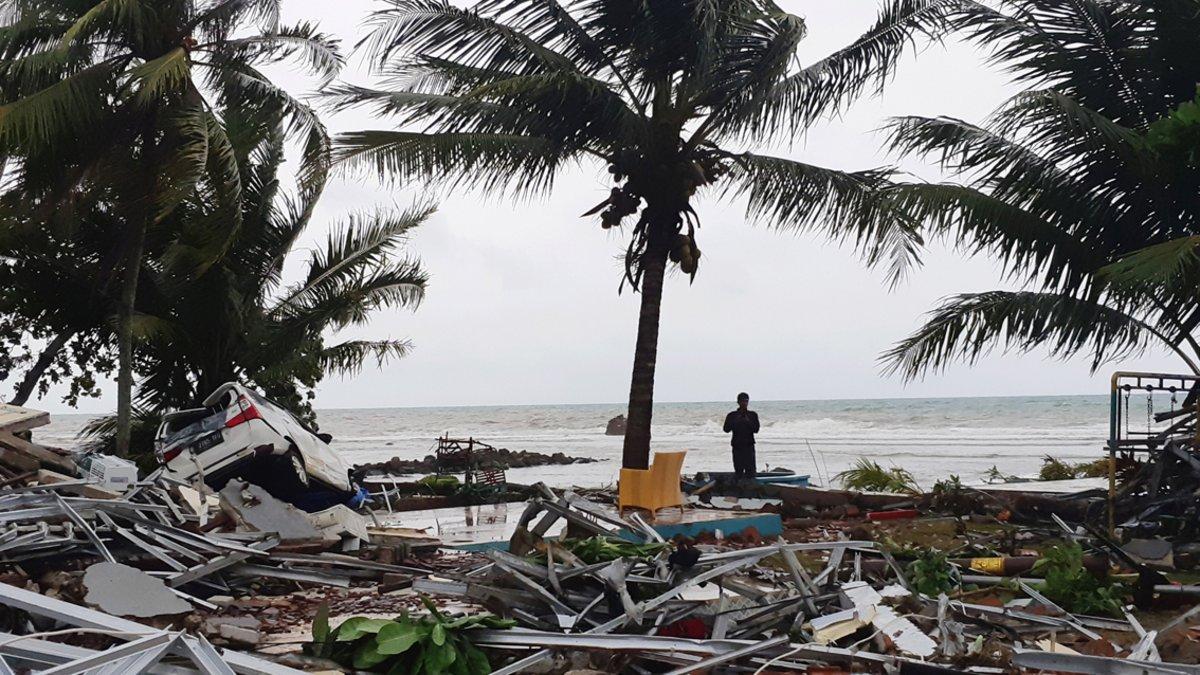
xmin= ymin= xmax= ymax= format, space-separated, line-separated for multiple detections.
xmin=31 ymin=0 xmax=1184 ymax=414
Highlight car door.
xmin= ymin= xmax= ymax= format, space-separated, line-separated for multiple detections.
xmin=246 ymin=391 xmax=352 ymax=491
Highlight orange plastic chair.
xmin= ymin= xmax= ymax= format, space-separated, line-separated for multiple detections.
xmin=619 ymin=450 xmax=687 ymax=518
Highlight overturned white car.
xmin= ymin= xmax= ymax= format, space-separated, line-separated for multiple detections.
xmin=155 ymin=383 xmax=355 ymax=505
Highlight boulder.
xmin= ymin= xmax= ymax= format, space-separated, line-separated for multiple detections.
xmin=605 ymin=414 xmax=627 ymax=436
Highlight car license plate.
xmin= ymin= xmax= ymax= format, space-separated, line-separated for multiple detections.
xmin=190 ymin=431 xmax=222 ymax=454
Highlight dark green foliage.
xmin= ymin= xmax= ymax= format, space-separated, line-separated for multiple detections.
xmin=1034 ymin=542 xmax=1125 ymax=617
xmin=0 ymin=0 xmax=343 ymax=451
xmin=1148 ymin=90 xmax=1200 ymax=168
xmin=78 ymin=146 xmax=429 ymax=452
xmin=1038 ymin=456 xmax=1110 ymax=481
xmin=872 ymin=0 xmax=1200 ymax=378
xmin=906 ymin=548 xmax=956 ymax=596
xmin=305 ymin=598 xmax=514 ymax=674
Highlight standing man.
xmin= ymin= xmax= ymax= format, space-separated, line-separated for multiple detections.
xmin=723 ymin=393 xmax=760 ymax=480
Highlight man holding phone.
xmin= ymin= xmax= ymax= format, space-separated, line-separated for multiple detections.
xmin=723 ymin=392 xmax=760 ymax=480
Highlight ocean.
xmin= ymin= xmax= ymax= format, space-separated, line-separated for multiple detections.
xmin=36 ymin=395 xmax=1114 ymax=489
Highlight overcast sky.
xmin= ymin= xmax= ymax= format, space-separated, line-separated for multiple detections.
xmin=34 ymin=1 xmax=1183 ymax=414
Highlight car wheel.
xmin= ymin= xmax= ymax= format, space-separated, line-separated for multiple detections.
xmin=287 ymin=448 xmax=310 ymax=488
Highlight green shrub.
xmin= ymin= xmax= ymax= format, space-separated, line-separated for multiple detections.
xmin=304 ymin=597 xmax=514 ymax=674
xmin=536 ymin=536 xmax=670 ymax=564
xmin=1034 ymin=542 xmax=1124 ymax=617
xmin=835 ymin=458 xmax=920 ymax=494
xmin=906 ymin=548 xmax=956 ymax=596
xmin=1038 ymin=456 xmax=1077 ymax=481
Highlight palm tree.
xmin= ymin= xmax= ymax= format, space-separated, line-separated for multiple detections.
xmin=332 ymin=0 xmax=937 ymax=469
xmin=868 ymin=0 xmax=1200 ymax=380
xmin=0 ymin=0 xmax=341 ymax=454
xmin=82 ymin=130 xmax=430 ymax=455
xmin=136 ymin=130 xmax=431 ymax=423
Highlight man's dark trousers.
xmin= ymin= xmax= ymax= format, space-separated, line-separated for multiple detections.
xmin=732 ymin=444 xmax=756 ymax=479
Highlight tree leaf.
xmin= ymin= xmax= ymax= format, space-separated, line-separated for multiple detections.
xmin=312 ymin=602 xmax=330 ymax=643
xmin=336 ymin=617 xmax=393 ymax=642
xmin=376 ymin=621 xmax=423 ymax=655
xmin=353 ymin=641 xmax=391 ymax=670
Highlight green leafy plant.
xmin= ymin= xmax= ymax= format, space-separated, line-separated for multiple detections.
xmin=1039 ymin=456 xmax=1110 ymax=481
xmin=545 ymin=536 xmax=670 ymax=564
xmin=1034 ymin=542 xmax=1125 ymax=617
xmin=304 ymin=597 xmax=514 ymax=674
xmin=835 ymin=458 xmax=920 ymax=494
xmin=417 ymin=474 xmax=461 ymax=496
xmin=1038 ymin=456 xmax=1078 ymax=481
xmin=906 ymin=548 xmax=956 ymax=596
xmin=929 ymin=475 xmax=975 ymax=516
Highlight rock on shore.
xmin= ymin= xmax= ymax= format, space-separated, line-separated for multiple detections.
xmin=356 ymin=447 xmax=599 ymax=475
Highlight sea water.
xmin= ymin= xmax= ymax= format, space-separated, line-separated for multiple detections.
xmin=38 ymin=395 xmax=1114 ymax=489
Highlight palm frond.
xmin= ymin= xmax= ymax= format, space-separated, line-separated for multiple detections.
xmin=319 ymin=338 xmax=413 ymax=376
xmin=991 ymin=88 xmax=1148 ymax=167
xmin=1099 ymin=235 xmax=1200 ymax=287
xmin=334 ymin=129 xmax=568 ymax=196
xmin=58 ymin=0 xmax=145 ymax=49
xmin=216 ymin=22 xmax=344 ymax=85
xmin=476 ymin=0 xmax=643 ymax=107
xmin=687 ymin=8 xmax=807 ymax=145
xmin=277 ymin=259 xmax=429 ymax=330
xmin=360 ymin=0 xmax=577 ymax=75
xmin=752 ymin=0 xmax=970 ymax=135
xmin=152 ymin=97 xmax=209 ymax=222
xmin=0 ymin=58 xmax=120 ymax=150
xmin=724 ymin=152 xmax=919 ymax=284
xmin=274 ymin=202 xmax=434 ymax=315
xmin=881 ymin=290 xmax=1195 ymax=380
xmin=131 ymin=47 xmax=191 ymax=107
xmin=880 ymin=182 xmax=1100 ymax=291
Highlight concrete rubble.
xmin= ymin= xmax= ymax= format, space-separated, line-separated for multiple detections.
xmin=83 ymin=561 xmax=194 ymax=617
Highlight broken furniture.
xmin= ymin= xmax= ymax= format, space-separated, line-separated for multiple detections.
xmin=0 ymin=402 xmax=76 ymax=476
xmin=435 ymin=435 xmax=507 ymax=491
xmin=619 ymin=450 xmax=686 ymax=517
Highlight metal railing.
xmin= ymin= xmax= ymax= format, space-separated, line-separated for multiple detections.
xmin=1106 ymin=371 xmax=1200 ymax=533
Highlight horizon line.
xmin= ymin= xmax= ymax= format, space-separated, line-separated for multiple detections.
xmin=41 ymin=390 xmax=1109 ymax=416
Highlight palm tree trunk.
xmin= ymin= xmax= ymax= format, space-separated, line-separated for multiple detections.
xmin=115 ymin=221 xmax=147 ymax=458
xmin=115 ymin=116 xmax=159 ymax=458
xmin=621 ymin=247 xmax=669 ymax=470
xmin=10 ymin=331 xmax=74 ymax=406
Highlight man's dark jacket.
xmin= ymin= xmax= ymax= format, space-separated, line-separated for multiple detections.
xmin=723 ymin=410 xmax=760 ymax=447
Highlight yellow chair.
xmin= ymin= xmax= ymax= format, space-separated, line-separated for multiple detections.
xmin=619 ymin=451 xmax=687 ymax=518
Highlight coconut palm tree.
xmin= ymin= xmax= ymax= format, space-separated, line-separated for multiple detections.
xmin=331 ymin=0 xmax=938 ymax=469
xmin=0 ymin=0 xmax=341 ymax=454
xmin=82 ymin=129 xmax=430 ymax=455
xmin=870 ymin=0 xmax=1200 ymax=379
xmin=136 ymin=130 xmax=431 ymax=422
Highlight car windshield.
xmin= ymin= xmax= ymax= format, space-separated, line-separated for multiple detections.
xmin=161 ymin=393 xmax=234 ymax=446
xmin=245 ymin=390 xmax=320 ymax=435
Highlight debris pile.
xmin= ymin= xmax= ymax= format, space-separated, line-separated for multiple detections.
xmin=383 ymin=488 xmax=1200 ymax=674
xmin=7 ymin=397 xmax=1200 ymax=673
